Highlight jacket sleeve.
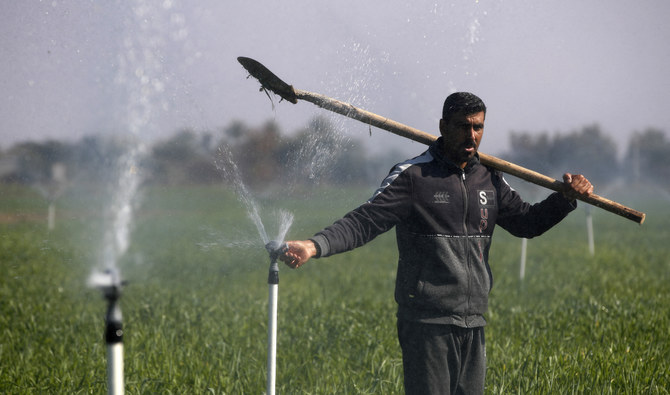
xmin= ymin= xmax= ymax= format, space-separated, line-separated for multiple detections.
xmin=311 ymin=166 xmax=413 ymax=257
xmin=495 ymin=173 xmax=577 ymax=238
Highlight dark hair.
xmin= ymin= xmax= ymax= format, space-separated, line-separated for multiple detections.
xmin=442 ymin=92 xmax=486 ymax=122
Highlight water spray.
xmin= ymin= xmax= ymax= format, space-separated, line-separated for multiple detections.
xmin=89 ymin=268 xmax=126 ymax=395
xmin=264 ymin=240 xmax=287 ymax=395
xmin=214 ymin=140 xmax=294 ymax=392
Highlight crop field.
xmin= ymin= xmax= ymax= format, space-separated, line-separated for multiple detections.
xmin=1 ymin=184 xmax=668 ymax=394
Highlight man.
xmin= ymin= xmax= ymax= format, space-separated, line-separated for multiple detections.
xmin=279 ymin=92 xmax=593 ymax=394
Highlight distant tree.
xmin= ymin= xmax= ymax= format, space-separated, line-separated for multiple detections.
xmin=280 ymin=116 xmax=370 ymax=186
xmin=624 ymin=128 xmax=670 ymax=187
xmin=9 ymin=140 xmax=74 ymax=184
xmin=505 ymin=124 xmax=619 ymax=186
xmin=329 ymin=139 xmax=368 ymax=185
xmin=549 ymin=125 xmax=619 ymax=185
xmin=150 ymin=129 xmax=219 ymax=185
xmin=0 ymin=147 xmax=20 ymax=183
xmin=507 ymin=132 xmax=553 ymax=175
xmin=222 ymin=121 xmax=247 ymax=146
xmin=210 ymin=120 xmax=283 ymax=188
xmin=72 ymin=135 xmax=137 ymax=186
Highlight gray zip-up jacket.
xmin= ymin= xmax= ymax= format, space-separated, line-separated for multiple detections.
xmin=310 ymin=138 xmax=576 ymax=327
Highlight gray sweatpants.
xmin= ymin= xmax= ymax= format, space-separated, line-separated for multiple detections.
xmin=397 ymin=320 xmax=486 ymax=395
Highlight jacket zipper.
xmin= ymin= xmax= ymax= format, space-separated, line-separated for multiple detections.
xmin=460 ymin=170 xmax=473 ymax=326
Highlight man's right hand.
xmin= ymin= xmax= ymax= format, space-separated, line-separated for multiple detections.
xmin=279 ymin=240 xmax=318 ymax=269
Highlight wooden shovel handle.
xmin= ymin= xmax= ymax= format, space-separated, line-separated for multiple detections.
xmin=239 ymin=56 xmax=646 ymax=224
xmin=294 ymin=88 xmax=645 ymax=224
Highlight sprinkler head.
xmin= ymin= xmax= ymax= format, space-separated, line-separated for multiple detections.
xmin=265 ymin=241 xmax=288 ymax=262
xmin=88 ymin=268 xmax=126 ymax=301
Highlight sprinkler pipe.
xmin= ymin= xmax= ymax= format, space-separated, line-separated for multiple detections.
xmin=98 ymin=270 xmax=125 ymax=395
xmin=265 ymin=241 xmax=287 ymax=395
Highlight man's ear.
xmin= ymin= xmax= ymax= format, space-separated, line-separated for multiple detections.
xmin=439 ymin=118 xmax=448 ymax=137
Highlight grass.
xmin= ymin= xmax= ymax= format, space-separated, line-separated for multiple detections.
xmin=0 ymin=184 xmax=668 ymax=393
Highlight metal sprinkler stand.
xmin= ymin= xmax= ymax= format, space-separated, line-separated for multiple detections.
xmin=265 ymin=241 xmax=287 ymax=395
xmin=98 ymin=270 xmax=125 ymax=395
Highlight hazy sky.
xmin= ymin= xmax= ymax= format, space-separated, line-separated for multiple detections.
xmin=2 ymin=0 xmax=669 ymax=157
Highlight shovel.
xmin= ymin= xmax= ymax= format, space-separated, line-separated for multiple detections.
xmin=237 ymin=56 xmax=645 ymax=224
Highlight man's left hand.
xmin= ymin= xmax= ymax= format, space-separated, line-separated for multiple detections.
xmin=562 ymin=173 xmax=594 ymax=201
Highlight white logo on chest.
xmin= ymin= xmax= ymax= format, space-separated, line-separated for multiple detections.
xmin=433 ymin=191 xmax=450 ymax=204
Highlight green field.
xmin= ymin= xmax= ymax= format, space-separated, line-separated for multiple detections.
xmin=1 ymin=184 xmax=668 ymax=394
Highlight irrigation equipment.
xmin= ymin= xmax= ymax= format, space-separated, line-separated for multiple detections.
xmin=33 ymin=162 xmax=68 ymax=231
xmin=264 ymin=240 xmax=288 ymax=395
xmin=520 ymin=238 xmax=528 ymax=280
xmin=90 ymin=269 xmax=125 ymax=395
xmin=586 ymin=205 xmax=595 ymax=255
xmin=237 ymin=56 xmax=646 ymax=225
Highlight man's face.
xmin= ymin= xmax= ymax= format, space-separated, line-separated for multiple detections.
xmin=439 ymin=111 xmax=485 ymax=168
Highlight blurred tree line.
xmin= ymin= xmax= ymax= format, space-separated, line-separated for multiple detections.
xmin=501 ymin=125 xmax=670 ymax=189
xmin=0 ymin=117 xmax=393 ymax=192
xmin=0 ymin=119 xmax=668 ymax=194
